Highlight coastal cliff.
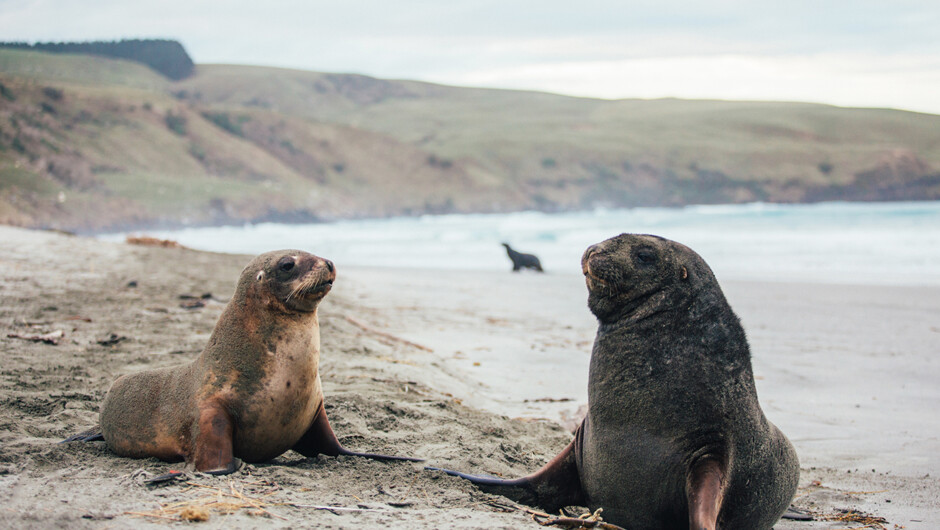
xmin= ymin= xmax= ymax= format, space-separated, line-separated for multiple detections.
xmin=2 ymin=46 xmax=939 ymax=233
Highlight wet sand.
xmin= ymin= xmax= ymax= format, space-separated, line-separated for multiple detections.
xmin=1 ymin=225 xmax=937 ymax=528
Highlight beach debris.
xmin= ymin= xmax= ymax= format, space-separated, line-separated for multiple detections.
xmin=126 ymin=236 xmax=185 ymax=248
xmin=815 ymin=508 xmax=889 ymax=529
xmin=377 ymin=356 xmax=418 ymax=366
xmin=179 ymin=505 xmax=210 ymax=522
xmin=180 ymin=299 xmax=206 ymax=310
xmin=481 ymin=500 xmax=624 ymax=529
xmin=12 ymin=319 xmax=53 ymax=327
xmin=7 ymin=329 xmax=64 ymax=345
xmin=179 ymin=292 xmax=215 ymax=309
xmin=97 ymin=333 xmax=127 ymax=346
xmin=126 ymin=280 xmax=138 ymax=288
xmin=533 ymin=508 xmax=624 ymax=529
xmin=127 ymin=479 xmax=287 ymax=521
xmin=179 ymin=293 xmax=214 ymax=300
xmin=343 ymin=314 xmax=434 ymax=352
xmin=286 ymin=504 xmax=395 ymax=514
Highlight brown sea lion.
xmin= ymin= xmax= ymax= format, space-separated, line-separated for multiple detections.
xmin=67 ymin=249 xmax=419 ymax=474
xmin=430 ymin=234 xmax=799 ymax=529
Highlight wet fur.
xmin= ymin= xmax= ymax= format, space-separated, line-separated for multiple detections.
xmin=435 ymin=234 xmax=799 ymax=529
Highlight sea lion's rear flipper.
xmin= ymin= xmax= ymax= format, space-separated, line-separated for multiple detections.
xmin=191 ymin=402 xmax=238 ymax=474
xmin=60 ymin=428 xmax=104 ymax=443
xmin=426 ymin=438 xmax=584 ymax=513
xmin=687 ymin=458 xmax=725 ymax=530
xmin=292 ymin=401 xmax=423 ymax=462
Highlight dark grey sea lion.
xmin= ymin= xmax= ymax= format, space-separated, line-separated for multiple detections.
xmin=432 ymin=234 xmax=799 ymax=529
xmin=65 ymin=250 xmax=420 ymax=473
xmin=501 ymin=242 xmax=544 ymax=272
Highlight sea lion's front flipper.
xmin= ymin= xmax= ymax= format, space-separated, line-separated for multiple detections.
xmin=191 ymin=402 xmax=237 ymax=474
xmin=292 ymin=401 xmax=423 ymax=462
xmin=427 ymin=437 xmax=584 ymax=513
xmin=687 ymin=457 xmax=725 ymax=530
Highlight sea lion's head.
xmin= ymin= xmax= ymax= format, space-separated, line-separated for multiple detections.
xmin=581 ymin=234 xmax=714 ymax=324
xmin=239 ymin=249 xmax=336 ymax=313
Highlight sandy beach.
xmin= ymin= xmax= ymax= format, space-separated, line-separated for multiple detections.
xmin=1 ymin=225 xmax=938 ymax=529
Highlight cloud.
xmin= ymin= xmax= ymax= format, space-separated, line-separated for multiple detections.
xmin=425 ymin=52 xmax=940 ymax=114
xmin=2 ymin=1 xmax=939 ymax=113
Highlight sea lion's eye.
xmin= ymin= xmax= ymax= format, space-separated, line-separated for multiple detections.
xmin=278 ymin=258 xmax=295 ymax=272
xmin=635 ymin=249 xmax=657 ymax=265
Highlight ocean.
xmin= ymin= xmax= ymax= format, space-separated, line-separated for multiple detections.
xmin=102 ymin=201 xmax=940 ymax=286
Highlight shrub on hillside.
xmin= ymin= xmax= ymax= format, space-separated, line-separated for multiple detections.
xmin=0 ymin=39 xmax=195 ymax=80
xmin=165 ymin=112 xmax=187 ymax=135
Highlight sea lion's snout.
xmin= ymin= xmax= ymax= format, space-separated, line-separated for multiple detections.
xmin=305 ymin=257 xmax=336 ymax=295
xmin=582 ymin=243 xmax=614 ymax=290
xmin=581 ymin=244 xmax=600 ymax=276
xmin=318 ymin=258 xmax=336 ymax=285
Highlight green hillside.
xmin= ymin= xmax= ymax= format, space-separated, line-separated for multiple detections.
xmin=2 ymin=48 xmax=939 ymax=232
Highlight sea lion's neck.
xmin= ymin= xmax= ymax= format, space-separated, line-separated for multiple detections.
xmin=595 ymin=285 xmax=686 ymax=332
xmin=589 ymin=288 xmax=754 ymax=402
xmin=200 ymin=297 xmax=320 ymax=372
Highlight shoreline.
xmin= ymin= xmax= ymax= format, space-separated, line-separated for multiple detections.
xmin=57 ymin=199 xmax=940 ymax=241
xmin=92 ymin=200 xmax=940 ymax=289
xmin=1 ymin=225 xmax=938 ymax=528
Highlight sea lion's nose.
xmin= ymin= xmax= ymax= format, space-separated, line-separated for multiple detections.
xmin=324 ymin=259 xmax=334 ymax=273
xmin=582 ymin=244 xmax=600 ymax=272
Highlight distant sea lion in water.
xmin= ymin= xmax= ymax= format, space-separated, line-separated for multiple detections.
xmin=432 ymin=234 xmax=799 ymax=529
xmin=501 ymin=242 xmax=544 ymax=272
xmin=66 ymin=250 xmax=420 ymax=473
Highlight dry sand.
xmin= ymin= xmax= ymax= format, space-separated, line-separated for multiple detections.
xmin=1 ymin=225 xmax=937 ymax=528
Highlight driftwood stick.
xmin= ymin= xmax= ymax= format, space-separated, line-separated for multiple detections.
xmin=7 ymin=329 xmax=64 ymax=345
xmin=521 ymin=506 xmax=627 ymax=530
xmin=286 ymin=504 xmax=395 ymax=514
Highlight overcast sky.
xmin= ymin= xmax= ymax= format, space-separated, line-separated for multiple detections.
xmin=2 ymin=0 xmax=939 ymax=114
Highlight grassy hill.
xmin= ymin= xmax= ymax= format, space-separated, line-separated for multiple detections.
xmin=2 ymin=48 xmax=939 ymax=232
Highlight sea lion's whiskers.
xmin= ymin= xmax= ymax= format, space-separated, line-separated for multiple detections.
xmin=286 ymin=276 xmax=313 ymax=301
xmin=285 ymin=283 xmax=302 ymax=302
xmin=287 ymin=275 xmax=326 ymax=302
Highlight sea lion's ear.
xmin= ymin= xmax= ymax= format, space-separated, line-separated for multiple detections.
xmin=256 ymin=270 xmax=265 ymax=281
xmin=680 ymin=266 xmax=688 ymax=281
